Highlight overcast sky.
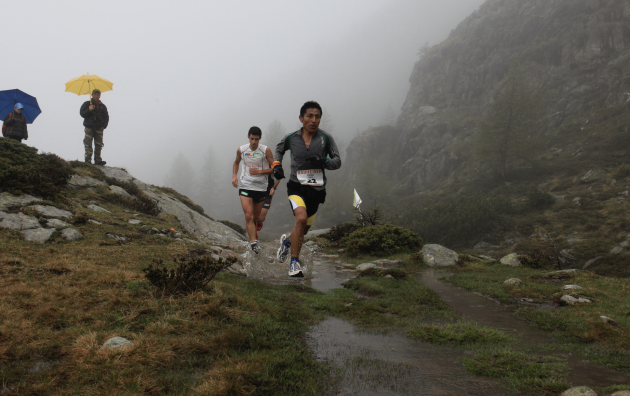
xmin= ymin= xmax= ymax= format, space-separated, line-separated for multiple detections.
xmin=3 ymin=0 xmax=483 ymax=185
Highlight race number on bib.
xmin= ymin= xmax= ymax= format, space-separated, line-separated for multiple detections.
xmin=297 ymin=169 xmax=324 ymax=186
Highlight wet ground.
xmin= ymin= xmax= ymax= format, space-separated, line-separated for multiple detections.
xmin=241 ymin=242 xmax=630 ymax=394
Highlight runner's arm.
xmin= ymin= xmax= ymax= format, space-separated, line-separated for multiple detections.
xmin=232 ymin=148 xmax=241 ymax=188
xmin=250 ymin=147 xmax=276 ymax=175
xmin=324 ymin=134 xmax=342 ymax=170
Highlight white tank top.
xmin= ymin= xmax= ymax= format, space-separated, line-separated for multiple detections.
xmin=239 ymin=144 xmax=269 ymax=191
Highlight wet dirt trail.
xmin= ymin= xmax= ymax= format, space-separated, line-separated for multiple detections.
xmin=244 ymin=243 xmax=629 ymax=394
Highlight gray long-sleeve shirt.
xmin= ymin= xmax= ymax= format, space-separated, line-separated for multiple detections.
xmin=274 ymin=128 xmax=341 ymax=191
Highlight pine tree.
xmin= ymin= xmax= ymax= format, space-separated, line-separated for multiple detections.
xmin=474 ymin=63 xmax=545 ymax=179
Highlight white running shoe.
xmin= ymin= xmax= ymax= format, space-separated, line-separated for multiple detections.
xmin=288 ymin=259 xmax=303 ymax=277
xmin=277 ymin=234 xmax=291 ymax=263
xmin=251 ymin=242 xmax=261 ymax=255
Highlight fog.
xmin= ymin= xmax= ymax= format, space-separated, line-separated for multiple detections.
xmin=3 ymin=0 xmax=483 ymax=220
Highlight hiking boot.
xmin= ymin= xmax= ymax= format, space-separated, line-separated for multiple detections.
xmin=288 ymin=258 xmax=303 ymax=277
xmin=251 ymin=241 xmax=261 ymax=255
xmin=277 ymin=234 xmax=290 ymax=263
xmin=94 ymin=160 xmax=107 ymax=166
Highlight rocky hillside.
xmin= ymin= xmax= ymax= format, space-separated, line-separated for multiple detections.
xmin=0 ymin=160 xmax=249 ymax=276
xmin=345 ymin=0 xmax=630 ymax=193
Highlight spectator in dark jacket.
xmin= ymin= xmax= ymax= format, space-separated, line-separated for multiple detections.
xmin=80 ymin=89 xmax=109 ymax=165
xmin=3 ymin=103 xmax=28 ymax=143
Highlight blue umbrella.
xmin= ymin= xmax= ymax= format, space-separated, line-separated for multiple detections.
xmin=0 ymin=89 xmax=42 ymax=124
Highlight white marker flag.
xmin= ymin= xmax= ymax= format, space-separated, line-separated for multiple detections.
xmin=353 ymin=189 xmax=362 ymax=208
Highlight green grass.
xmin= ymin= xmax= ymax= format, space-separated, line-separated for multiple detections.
xmin=462 ymin=348 xmax=570 ymax=394
xmin=444 ymin=262 xmax=630 ymax=372
xmin=408 ymin=321 xmax=511 ymax=346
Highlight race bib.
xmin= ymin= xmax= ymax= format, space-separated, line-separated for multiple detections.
xmin=297 ymin=169 xmax=324 ymax=186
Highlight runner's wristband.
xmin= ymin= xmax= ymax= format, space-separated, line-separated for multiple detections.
xmin=272 ymin=161 xmax=282 ymax=168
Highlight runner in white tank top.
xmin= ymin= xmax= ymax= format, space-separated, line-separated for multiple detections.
xmin=232 ymin=127 xmax=277 ymax=254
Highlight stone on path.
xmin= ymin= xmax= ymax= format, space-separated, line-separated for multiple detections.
xmin=61 ymin=228 xmax=82 ymax=241
xmin=421 ymin=244 xmax=459 ymax=267
xmin=356 ymin=263 xmax=378 ymax=271
xmin=373 ymin=259 xmax=402 ymax=268
xmin=109 ymin=185 xmax=132 ymax=197
xmin=0 ymin=212 xmax=41 ymax=230
xmin=46 ymin=218 xmax=71 ymax=228
xmin=101 ymin=336 xmax=133 ymax=350
xmin=503 ymin=278 xmax=523 ymax=286
xmin=499 ymin=253 xmax=521 ymax=266
xmin=560 ymin=386 xmax=597 ymax=396
xmin=67 ymin=175 xmax=107 ymax=189
xmin=21 ymin=228 xmax=55 ymax=244
xmin=560 ymin=295 xmax=591 ymax=305
xmin=30 ymin=205 xmax=73 ymax=219
xmin=562 ymin=285 xmax=583 ymax=292
xmin=0 ymin=192 xmax=40 ymax=211
xmin=129 ymin=219 xmax=142 ymax=225
xmin=88 ymin=204 xmax=110 ymax=213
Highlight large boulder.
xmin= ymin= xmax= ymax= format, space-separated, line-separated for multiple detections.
xmin=0 ymin=212 xmax=41 ymax=230
xmin=21 ymin=228 xmax=55 ymax=244
xmin=30 ymin=205 xmax=73 ymax=219
xmin=67 ymin=175 xmax=107 ymax=189
xmin=420 ymin=244 xmax=458 ymax=267
xmin=0 ymin=192 xmax=40 ymax=211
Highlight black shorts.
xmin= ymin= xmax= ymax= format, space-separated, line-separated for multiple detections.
xmin=262 ymin=195 xmax=273 ymax=209
xmin=287 ymin=181 xmax=326 ymax=223
xmin=239 ymin=189 xmax=267 ymax=203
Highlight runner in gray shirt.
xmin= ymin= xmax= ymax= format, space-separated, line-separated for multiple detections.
xmin=273 ymin=101 xmax=342 ymax=277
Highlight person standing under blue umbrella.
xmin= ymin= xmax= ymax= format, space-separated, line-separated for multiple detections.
xmin=2 ymin=103 xmax=28 ymax=143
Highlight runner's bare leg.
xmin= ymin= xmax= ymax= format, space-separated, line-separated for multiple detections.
xmin=240 ymin=196 xmax=257 ymax=242
xmin=290 ymin=206 xmax=310 ymax=258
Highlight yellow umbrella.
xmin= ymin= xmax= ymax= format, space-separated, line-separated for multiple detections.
xmin=65 ymin=74 xmax=113 ymax=95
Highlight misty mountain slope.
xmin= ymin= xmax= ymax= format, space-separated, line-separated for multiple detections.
xmin=345 ymin=0 xmax=630 ymax=192
xmin=338 ymin=0 xmax=630 ymax=277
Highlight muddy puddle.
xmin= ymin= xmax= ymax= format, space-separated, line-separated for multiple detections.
xmin=239 ymin=247 xmax=630 ymax=393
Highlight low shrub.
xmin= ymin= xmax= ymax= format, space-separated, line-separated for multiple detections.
xmin=340 ymin=224 xmax=423 ymax=257
xmin=520 ymin=251 xmax=557 ymax=270
xmin=320 ymin=222 xmax=362 ymax=244
xmin=400 ymin=194 xmax=512 ymax=246
xmin=218 ymin=220 xmax=246 ymax=236
xmin=143 ymin=255 xmax=236 ymax=295
xmin=355 ymin=205 xmax=383 ymax=226
xmin=526 ymin=186 xmax=555 ymax=210
xmin=0 ymin=139 xmax=72 ymax=198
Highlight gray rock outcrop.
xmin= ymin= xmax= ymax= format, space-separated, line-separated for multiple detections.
xmin=46 ymin=219 xmax=71 ymax=228
xmin=61 ymin=228 xmax=82 ymax=241
xmin=499 ymin=253 xmax=521 ymax=266
xmin=560 ymin=295 xmax=591 ymax=305
xmin=109 ymin=185 xmax=131 ymax=197
xmin=87 ymin=204 xmax=110 ymax=213
xmin=0 ymin=212 xmax=41 ymax=230
xmin=583 ymin=256 xmax=602 ymax=269
xmin=580 ymin=169 xmax=607 ymax=183
xmin=0 ymin=192 xmax=40 ymax=211
xmin=303 ymin=228 xmax=332 ymax=241
xmin=21 ymin=228 xmax=55 ymax=244
xmin=67 ymin=175 xmax=107 ymax=189
xmin=31 ymin=205 xmax=73 ymax=219
xmin=420 ymin=244 xmax=459 ymax=267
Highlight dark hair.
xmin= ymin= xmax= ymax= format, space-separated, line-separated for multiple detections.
xmin=300 ymin=101 xmax=323 ymax=117
xmin=248 ymin=126 xmax=262 ymax=137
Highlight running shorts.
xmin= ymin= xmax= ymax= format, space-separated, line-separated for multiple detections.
xmin=239 ymin=189 xmax=267 ymax=203
xmin=262 ymin=195 xmax=273 ymax=209
xmin=286 ymin=181 xmax=326 ymax=226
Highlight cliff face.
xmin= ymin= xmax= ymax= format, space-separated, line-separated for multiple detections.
xmin=345 ymin=0 xmax=630 ymax=193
